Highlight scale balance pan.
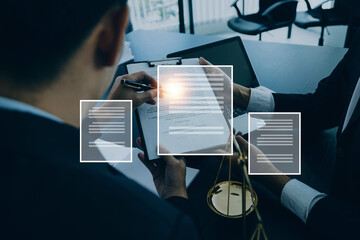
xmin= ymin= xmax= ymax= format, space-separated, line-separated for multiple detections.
xmin=207 ymin=181 xmax=258 ymax=218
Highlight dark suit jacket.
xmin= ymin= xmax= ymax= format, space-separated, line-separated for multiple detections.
xmin=272 ymin=33 xmax=360 ymax=238
xmin=0 ymin=109 xmax=199 ymax=239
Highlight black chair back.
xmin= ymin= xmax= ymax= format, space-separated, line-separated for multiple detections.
xmin=228 ymin=0 xmax=298 ymax=40
xmin=259 ymin=0 xmax=280 ymax=13
xmin=266 ymin=1 xmax=298 ymax=23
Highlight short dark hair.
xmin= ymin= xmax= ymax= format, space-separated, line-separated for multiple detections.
xmin=0 ymin=0 xmax=127 ymax=87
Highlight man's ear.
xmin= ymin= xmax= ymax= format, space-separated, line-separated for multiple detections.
xmin=96 ymin=5 xmax=129 ymax=67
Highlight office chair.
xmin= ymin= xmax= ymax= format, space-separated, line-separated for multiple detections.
xmin=295 ymin=0 xmax=350 ymax=46
xmin=228 ymin=0 xmax=298 ymax=41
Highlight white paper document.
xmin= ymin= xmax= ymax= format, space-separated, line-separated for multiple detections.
xmin=127 ymin=61 xmax=160 ymax=160
xmin=157 ymin=64 xmax=233 ymax=156
xmin=127 ymin=58 xmax=233 ymax=160
xmin=80 ymin=100 xmax=132 ymax=163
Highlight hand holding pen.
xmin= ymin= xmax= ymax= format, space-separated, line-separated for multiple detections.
xmin=121 ymin=78 xmax=156 ymax=91
xmin=106 ymin=71 xmax=157 ymax=109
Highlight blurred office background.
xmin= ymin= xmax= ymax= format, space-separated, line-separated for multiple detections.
xmin=127 ymin=0 xmax=358 ymax=47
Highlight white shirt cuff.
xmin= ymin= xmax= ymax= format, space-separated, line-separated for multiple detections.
xmin=247 ymin=86 xmax=275 ymax=112
xmin=280 ymin=179 xmax=327 ymax=223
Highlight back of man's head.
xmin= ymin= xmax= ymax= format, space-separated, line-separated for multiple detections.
xmin=0 ymin=0 xmax=127 ymax=88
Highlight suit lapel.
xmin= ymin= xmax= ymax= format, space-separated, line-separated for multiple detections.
xmin=340 ymin=74 xmax=360 ymax=136
xmin=341 ymin=99 xmax=360 ymax=135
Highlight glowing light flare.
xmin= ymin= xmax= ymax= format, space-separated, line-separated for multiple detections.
xmin=161 ymin=81 xmax=186 ymax=99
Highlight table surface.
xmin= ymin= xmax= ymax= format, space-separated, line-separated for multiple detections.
xmin=123 ymin=29 xmax=347 ymax=145
xmin=125 ymin=30 xmax=347 ymax=94
xmin=119 ymin=30 xmax=347 ymax=239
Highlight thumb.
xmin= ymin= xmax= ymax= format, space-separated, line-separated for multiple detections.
xmin=159 ymin=145 xmax=178 ymax=165
xmin=235 ymin=135 xmax=248 ymax=148
xmin=199 ymin=57 xmax=211 ymax=65
xmin=235 ymin=135 xmax=249 ymax=157
xmin=138 ymin=89 xmax=157 ymax=104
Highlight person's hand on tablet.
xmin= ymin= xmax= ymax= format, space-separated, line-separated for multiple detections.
xmin=233 ymin=132 xmax=291 ymax=198
xmin=199 ymin=57 xmax=251 ymax=110
xmin=136 ymin=137 xmax=188 ymax=199
xmin=107 ymin=71 xmax=157 ymax=109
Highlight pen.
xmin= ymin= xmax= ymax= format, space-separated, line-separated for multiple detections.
xmin=121 ymin=79 xmax=155 ymax=91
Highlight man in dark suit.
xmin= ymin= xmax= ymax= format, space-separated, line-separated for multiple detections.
xmin=200 ymin=32 xmax=360 ymax=238
xmin=0 ymin=1 xmax=199 ymax=239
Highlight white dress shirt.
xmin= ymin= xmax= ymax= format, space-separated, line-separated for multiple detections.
xmin=247 ymin=86 xmax=326 ymax=223
xmin=248 ymin=78 xmax=360 ymax=222
xmin=0 ymin=96 xmax=62 ymax=123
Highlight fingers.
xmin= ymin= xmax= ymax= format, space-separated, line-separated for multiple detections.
xmin=235 ymin=135 xmax=248 ymax=147
xmin=158 ymin=144 xmax=170 ymax=154
xmin=138 ymin=139 xmax=185 ymax=167
xmin=159 ymin=145 xmax=184 ymax=166
xmin=136 ymin=137 xmax=142 ymax=149
xmin=126 ymin=71 xmax=157 ymax=86
xmin=199 ymin=57 xmax=226 ymax=78
xmin=138 ymin=151 xmax=145 ymax=160
xmin=138 ymin=152 xmax=157 ymax=174
xmin=136 ymin=89 xmax=157 ymax=105
xmin=136 ymin=137 xmax=145 ymax=150
xmin=235 ymin=133 xmax=248 ymax=159
xmin=118 ymin=71 xmax=160 ymax=107
xmin=199 ymin=57 xmax=211 ymax=65
xmin=136 ymin=137 xmax=158 ymax=174
xmin=179 ymin=157 xmax=186 ymax=165
xmin=147 ymin=99 xmax=157 ymax=105
xmin=126 ymin=72 xmax=157 ymax=105
xmin=158 ymin=145 xmax=172 ymax=165
xmin=141 ymin=72 xmax=158 ymax=87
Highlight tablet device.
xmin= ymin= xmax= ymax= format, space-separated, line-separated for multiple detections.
xmin=126 ymin=58 xmax=232 ymax=161
xmin=167 ymin=36 xmax=260 ymax=88
xmin=168 ymin=37 xmax=261 ymax=137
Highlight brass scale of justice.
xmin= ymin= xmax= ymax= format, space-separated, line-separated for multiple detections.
xmin=206 ymin=134 xmax=268 ymax=240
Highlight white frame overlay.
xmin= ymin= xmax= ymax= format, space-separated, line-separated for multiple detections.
xmin=248 ymin=112 xmax=301 ymax=175
xmin=80 ymin=100 xmax=133 ymax=163
xmin=157 ymin=65 xmax=233 ymax=156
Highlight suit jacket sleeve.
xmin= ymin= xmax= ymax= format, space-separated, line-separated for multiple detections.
xmin=272 ymin=35 xmax=360 ymax=131
xmin=306 ymin=196 xmax=360 ymax=239
xmin=169 ymin=213 xmax=200 ymax=240
xmin=272 ymin=53 xmax=348 ymax=131
xmin=166 ymin=196 xmax=191 ymax=215
xmin=166 ymin=196 xmax=204 ymax=238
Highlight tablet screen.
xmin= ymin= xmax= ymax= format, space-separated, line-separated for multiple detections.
xmin=167 ymin=37 xmax=259 ymax=88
